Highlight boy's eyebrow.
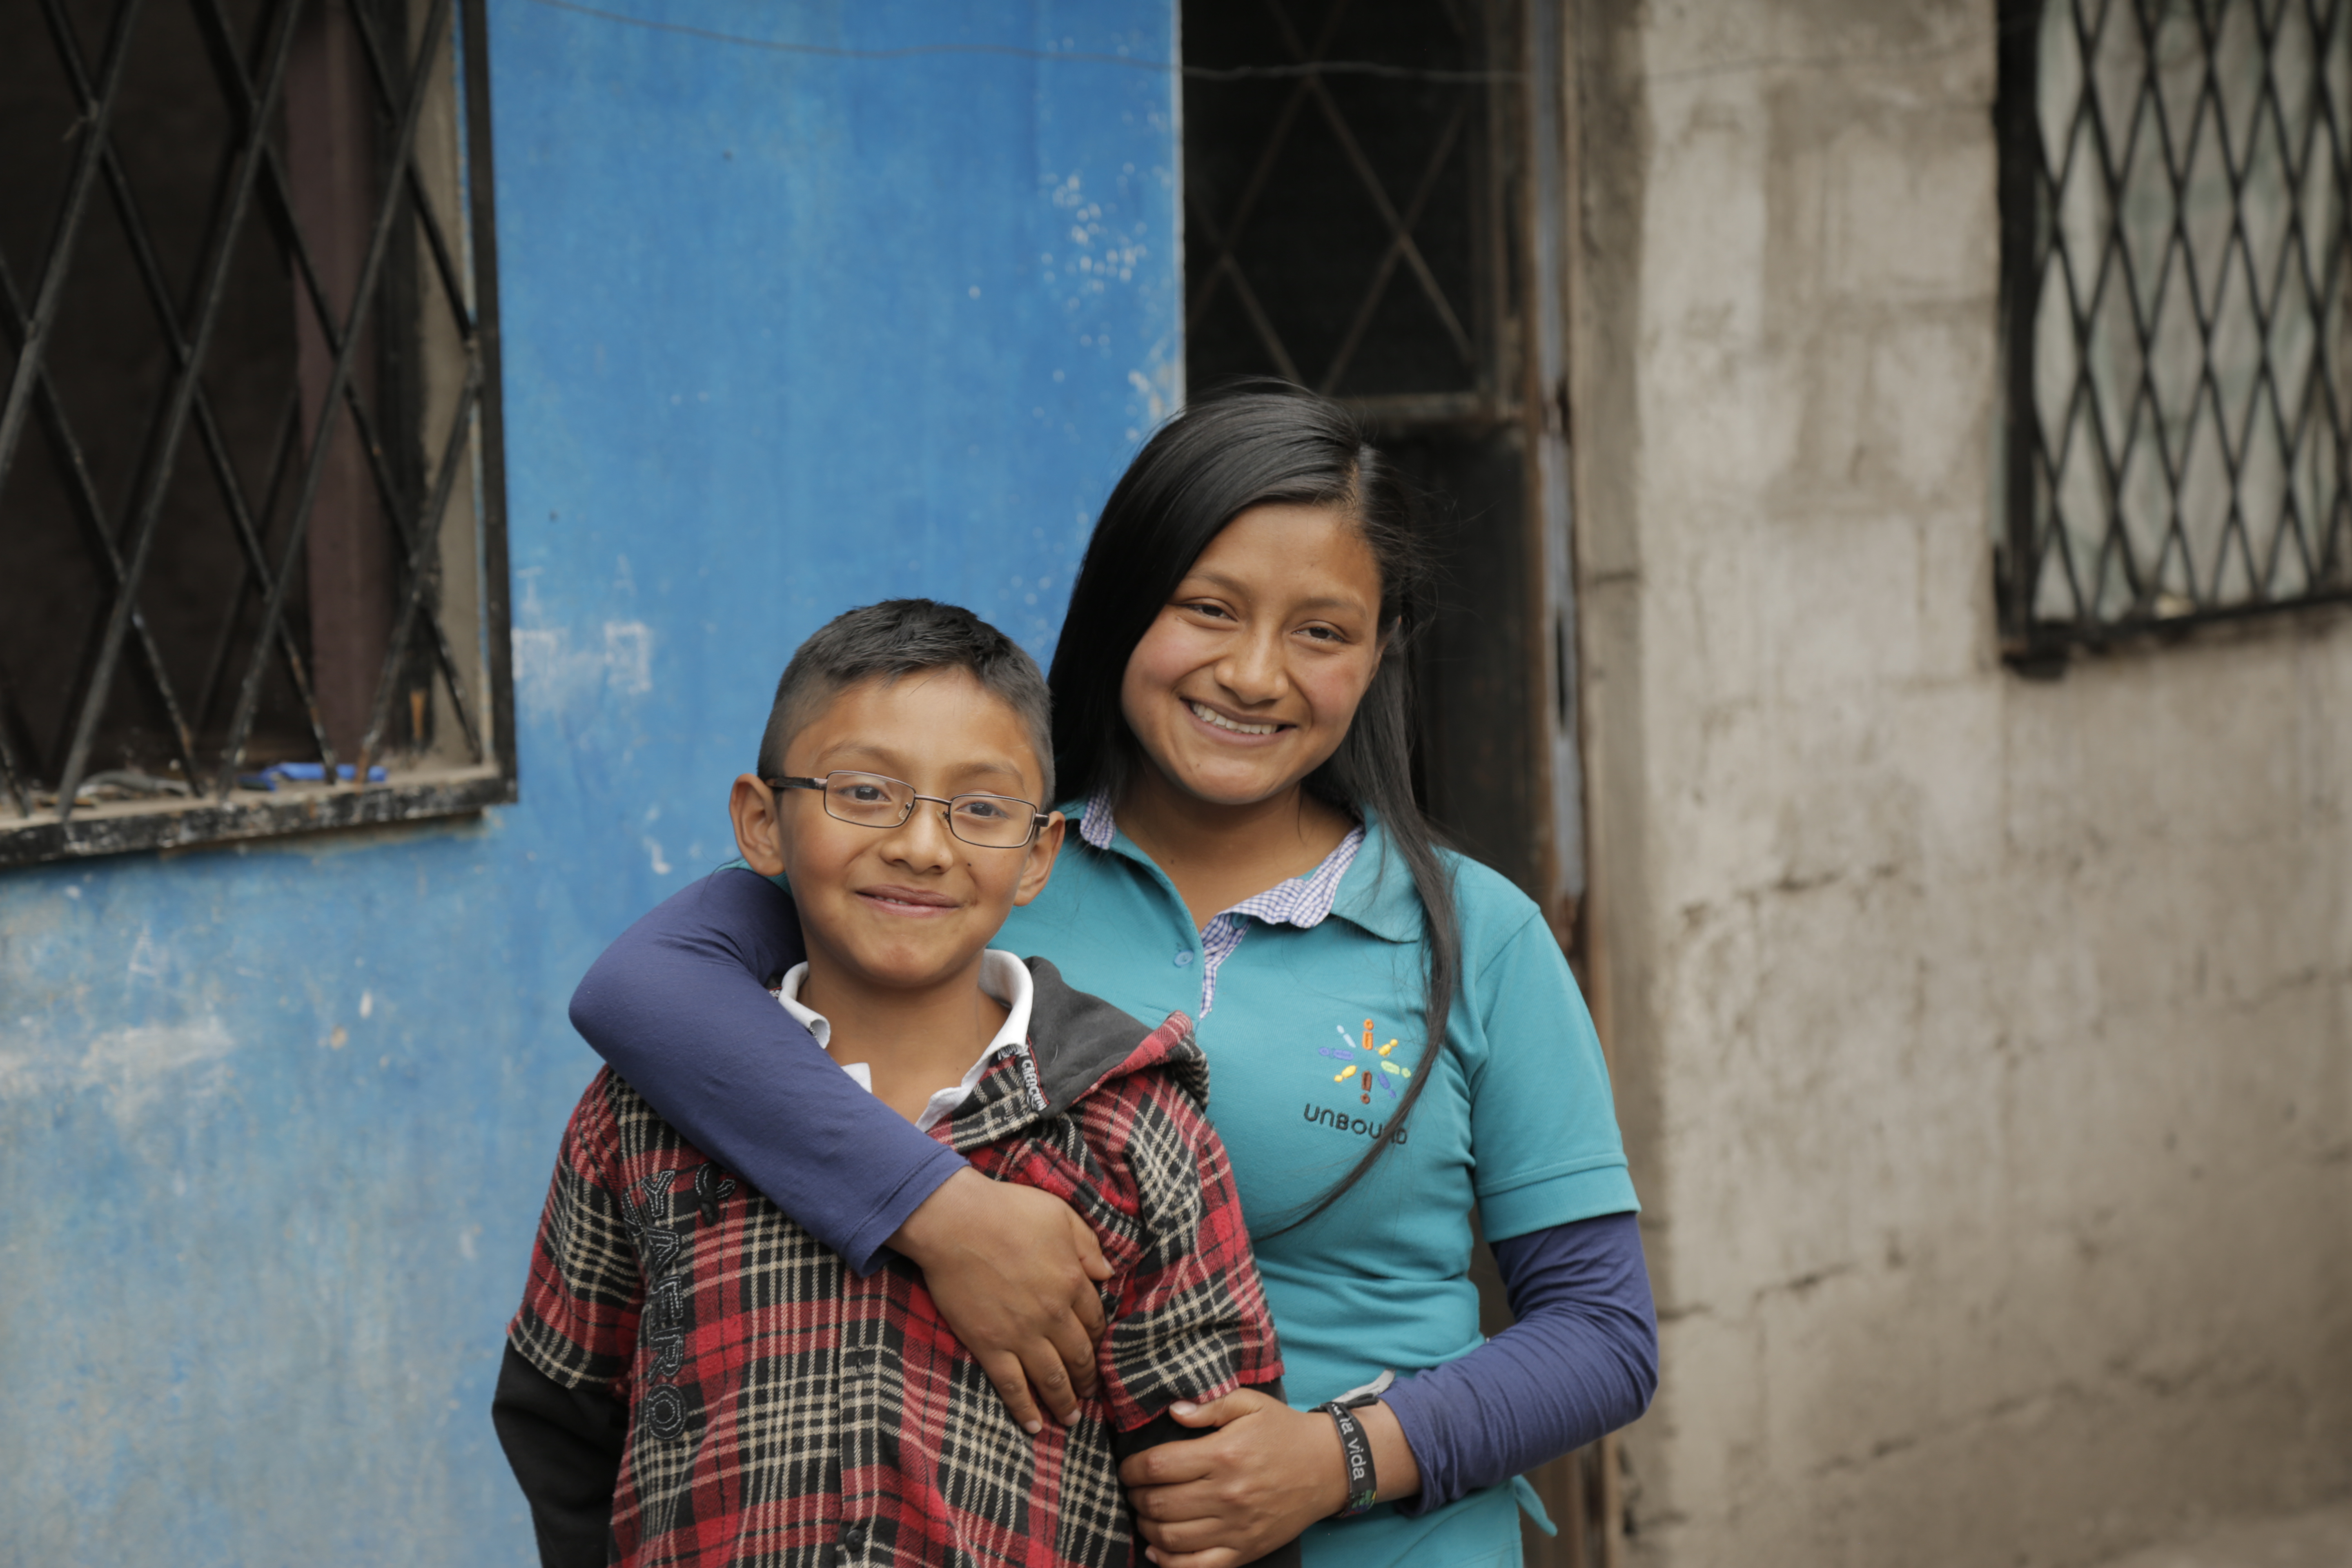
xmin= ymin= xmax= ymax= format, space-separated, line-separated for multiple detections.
xmin=812 ymin=743 xmax=1035 ymax=791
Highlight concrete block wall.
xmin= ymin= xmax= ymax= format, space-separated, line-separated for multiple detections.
xmin=1569 ymin=3 xmax=2352 ymax=1565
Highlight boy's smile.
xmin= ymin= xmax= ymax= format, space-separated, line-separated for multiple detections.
xmin=858 ymin=883 xmax=960 ymax=918
xmin=728 ymin=668 xmax=1063 ymax=1100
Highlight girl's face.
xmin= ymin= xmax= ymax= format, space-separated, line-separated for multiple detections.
xmin=1118 ymin=502 xmax=1387 ymax=808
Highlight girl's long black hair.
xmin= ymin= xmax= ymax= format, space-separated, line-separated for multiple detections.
xmin=1047 ymin=381 xmax=1458 ymax=1230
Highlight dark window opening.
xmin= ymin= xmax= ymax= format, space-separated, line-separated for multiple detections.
xmin=0 ymin=0 xmax=512 ymax=866
xmin=1997 ymin=0 xmax=2352 ymax=667
xmin=1183 ymin=0 xmax=1581 ymax=931
xmin=1183 ymin=3 xmax=1597 ymax=1557
xmin=1185 ymin=0 xmax=1506 ymax=416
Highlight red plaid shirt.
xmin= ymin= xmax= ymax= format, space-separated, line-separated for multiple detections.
xmin=510 ymin=962 xmax=1279 ymax=1568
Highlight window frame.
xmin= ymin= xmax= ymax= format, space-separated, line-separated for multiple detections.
xmin=0 ymin=0 xmax=514 ymax=867
xmin=1995 ymin=0 xmax=2352 ymax=671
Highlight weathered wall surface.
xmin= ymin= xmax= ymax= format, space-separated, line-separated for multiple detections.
xmin=0 ymin=4 xmax=1176 ymax=1561
xmin=1572 ymin=3 xmax=2352 ymax=1566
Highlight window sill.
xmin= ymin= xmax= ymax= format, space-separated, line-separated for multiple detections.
xmin=0 ymin=763 xmax=515 ymax=868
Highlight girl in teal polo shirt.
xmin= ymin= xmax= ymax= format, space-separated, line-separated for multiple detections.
xmin=570 ymin=385 xmax=1657 ymax=1567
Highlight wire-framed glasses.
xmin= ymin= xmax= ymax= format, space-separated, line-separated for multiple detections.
xmin=766 ymin=771 xmax=1050 ymax=849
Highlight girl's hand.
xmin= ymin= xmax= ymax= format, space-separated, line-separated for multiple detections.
xmin=889 ymin=1169 xmax=1112 ymax=1433
xmin=1117 ymin=1388 xmax=1345 ymax=1568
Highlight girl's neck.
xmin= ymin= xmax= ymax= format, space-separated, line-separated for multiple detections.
xmin=798 ymin=951 xmax=1009 ymax=1122
xmin=1116 ymin=763 xmax=1356 ymax=930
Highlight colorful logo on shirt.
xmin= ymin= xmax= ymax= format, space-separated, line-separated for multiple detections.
xmin=1302 ymin=1017 xmax=1412 ymax=1145
xmin=1317 ymin=1018 xmax=1412 ymax=1105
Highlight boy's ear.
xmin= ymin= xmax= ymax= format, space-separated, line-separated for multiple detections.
xmin=729 ymin=774 xmax=789 ymax=878
xmin=1011 ymin=811 xmax=1065 ymax=908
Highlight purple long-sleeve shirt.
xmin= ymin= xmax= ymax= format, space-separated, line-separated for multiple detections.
xmin=567 ymin=870 xmax=1657 ymax=1513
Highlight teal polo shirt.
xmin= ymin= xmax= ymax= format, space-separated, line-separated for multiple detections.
xmin=991 ymin=808 xmax=1639 ymax=1568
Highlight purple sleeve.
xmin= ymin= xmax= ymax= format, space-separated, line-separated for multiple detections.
xmin=1380 ymin=1211 xmax=1658 ymax=1515
xmin=566 ymin=868 xmax=969 ymax=1274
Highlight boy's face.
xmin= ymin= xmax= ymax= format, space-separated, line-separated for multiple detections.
xmin=729 ymin=669 xmax=1063 ymax=995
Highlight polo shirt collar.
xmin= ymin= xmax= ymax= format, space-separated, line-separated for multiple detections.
xmin=1326 ymin=815 xmax=1423 ymax=944
xmin=1066 ymin=789 xmax=1421 ymax=945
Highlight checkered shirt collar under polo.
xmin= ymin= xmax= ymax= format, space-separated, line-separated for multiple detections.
xmin=1077 ymin=787 xmax=1121 ymax=852
xmin=1081 ymin=787 xmax=1366 ymax=1018
xmin=1078 ymin=788 xmax=1363 ymax=927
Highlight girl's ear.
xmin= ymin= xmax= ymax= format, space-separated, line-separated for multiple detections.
xmin=728 ymin=774 xmax=789 ymax=877
xmin=1012 ymin=811 xmax=1066 ymax=906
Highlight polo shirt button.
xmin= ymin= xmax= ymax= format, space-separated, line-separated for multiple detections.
xmin=1174 ymin=949 xmax=1194 ymax=967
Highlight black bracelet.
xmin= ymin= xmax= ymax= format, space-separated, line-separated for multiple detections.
xmin=1321 ymin=1397 xmax=1379 ymax=1519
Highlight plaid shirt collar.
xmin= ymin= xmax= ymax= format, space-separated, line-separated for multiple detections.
xmin=935 ymin=956 xmax=1210 ymax=1151
xmin=937 ymin=993 xmax=1205 ymax=1155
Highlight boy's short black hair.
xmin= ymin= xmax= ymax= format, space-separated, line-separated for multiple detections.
xmin=758 ymin=599 xmax=1055 ymax=802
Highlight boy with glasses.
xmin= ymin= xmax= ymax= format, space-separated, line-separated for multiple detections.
xmin=492 ymin=599 xmax=1286 ymax=1568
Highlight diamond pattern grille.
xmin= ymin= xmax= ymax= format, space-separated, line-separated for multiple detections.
xmin=0 ymin=0 xmax=508 ymax=858
xmin=1184 ymin=0 xmax=1512 ymax=421
xmin=2000 ymin=0 xmax=2352 ymax=655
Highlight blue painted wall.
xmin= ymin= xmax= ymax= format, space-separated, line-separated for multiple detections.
xmin=0 ymin=3 xmax=1177 ymax=1559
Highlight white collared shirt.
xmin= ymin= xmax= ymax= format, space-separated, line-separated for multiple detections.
xmin=773 ymin=949 xmax=1033 ymax=1133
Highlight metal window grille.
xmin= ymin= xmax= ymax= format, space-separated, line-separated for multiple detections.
xmin=1183 ymin=0 xmax=1523 ymax=424
xmin=0 ymin=0 xmax=512 ymax=866
xmin=1997 ymin=0 xmax=2352 ymax=665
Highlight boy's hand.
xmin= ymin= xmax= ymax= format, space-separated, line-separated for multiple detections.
xmin=890 ymin=1168 xmax=1112 ymax=1433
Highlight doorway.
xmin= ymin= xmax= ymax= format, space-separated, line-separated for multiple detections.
xmin=1181 ymin=0 xmax=1583 ymax=944
xmin=1181 ymin=2 xmax=1608 ymax=1562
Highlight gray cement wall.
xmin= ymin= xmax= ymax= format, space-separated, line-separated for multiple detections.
xmin=1566 ymin=4 xmax=2352 ymax=1566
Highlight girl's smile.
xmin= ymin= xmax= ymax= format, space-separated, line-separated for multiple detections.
xmin=1182 ymin=697 xmax=1288 ymax=741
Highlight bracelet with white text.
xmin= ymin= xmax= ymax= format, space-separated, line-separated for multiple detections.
xmin=1322 ymin=1398 xmax=1379 ymax=1518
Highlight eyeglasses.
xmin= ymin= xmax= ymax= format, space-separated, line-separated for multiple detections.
xmin=766 ymin=771 xmax=1050 ymax=849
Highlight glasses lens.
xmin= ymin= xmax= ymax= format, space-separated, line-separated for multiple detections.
xmin=824 ymin=772 xmax=913 ymax=826
xmin=948 ymin=795 xmax=1036 ymax=847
